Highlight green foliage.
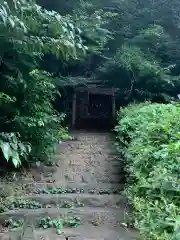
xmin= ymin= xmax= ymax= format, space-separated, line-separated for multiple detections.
xmin=0 ymin=197 xmax=12 ymax=213
xmin=115 ymin=103 xmax=180 ymax=239
xmin=38 ymin=216 xmax=81 ymax=234
xmin=0 ymin=0 xmax=113 ymax=168
xmin=14 ymin=69 xmax=66 ymax=162
xmin=38 ymin=187 xmax=85 ymax=194
xmin=120 ymin=45 xmax=169 ymax=80
xmin=12 ymin=199 xmax=42 ymax=209
xmin=72 ymin=1 xmax=112 ymax=54
xmin=34 ymin=0 xmax=180 ymax=102
xmin=0 ymin=198 xmax=42 ymax=212
xmin=0 ymin=185 xmax=14 ymax=198
xmin=61 ymin=200 xmax=74 ymax=208
xmin=60 ymin=200 xmax=84 ymax=208
xmin=3 ymin=218 xmax=23 ymax=229
xmin=0 ymin=133 xmax=31 ymax=167
xmin=0 ymin=0 xmax=89 ymax=167
xmin=0 ymin=0 xmax=86 ymax=59
xmin=58 ymin=127 xmax=74 ymax=141
xmin=37 ymin=187 xmax=121 ymax=195
xmin=97 ymin=0 xmax=180 ymax=102
xmin=39 ymin=0 xmax=113 ymax=80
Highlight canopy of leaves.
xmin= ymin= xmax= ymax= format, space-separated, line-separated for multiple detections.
xmin=37 ymin=0 xmax=180 ymax=103
xmin=38 ymin=0 xmax=112 ymax=82
xmin=76 ymin=0 xmax=179 ymax=102
xmin=0 ymin=0 xmax=106 ymax=167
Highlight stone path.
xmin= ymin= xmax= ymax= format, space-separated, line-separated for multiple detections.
xmin=0 ymin=131 xmax=139 ymax=240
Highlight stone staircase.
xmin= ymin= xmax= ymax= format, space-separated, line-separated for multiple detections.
xmin=0 ymin=131 xmax=139 ymax=240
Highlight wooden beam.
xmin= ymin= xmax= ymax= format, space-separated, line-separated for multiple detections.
xmin=76 ymin=87 xmax=117 ymax=95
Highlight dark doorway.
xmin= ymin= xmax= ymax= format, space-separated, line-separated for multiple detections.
xmin=75 ymin=93 xmax=113 ymax=130
xmin=88 ymin=94 xmax=112 ymax=118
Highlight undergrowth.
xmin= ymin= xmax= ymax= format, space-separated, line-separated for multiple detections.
xmin=115 ymin=103 xmax=180 ymax=240
xmin=38 ymin=216 xmax=81 ymax=235
xmin=12 ymin=199 xmax=42 ymax=209
xmin=37 ymin=187 xmax=121 ymax=195
xmin=0 ymin=198 xmax=43 ymax=213
xmin=1 ymin=215 xmax=81 ymax=234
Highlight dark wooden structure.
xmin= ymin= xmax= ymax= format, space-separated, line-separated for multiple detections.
xmin=72 ymin=86 xmax=117 ymax=128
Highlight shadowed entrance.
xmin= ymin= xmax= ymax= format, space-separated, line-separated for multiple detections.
xmin=72 ymin=87 xmax=117 ymax=129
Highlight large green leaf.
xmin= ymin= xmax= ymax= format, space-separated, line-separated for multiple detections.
xmin=11 ymin=152 xmax=21 ymax=168
xmin=0 ymin=141 xmax=11 ymax=161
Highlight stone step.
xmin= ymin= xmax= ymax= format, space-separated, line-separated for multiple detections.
xmin=64 ymin=144 xmax=116 ymax=149
xmin=52 ymin=154 xmax=118 ymax=163
xmin=67 ymin=160 xmax=121 ymax=169
xmin=30 ymin=164 xmax=57 ymax=174
xmin=0 ymin=232 xmax=67 ymax=240
xmin=27 ymin=166 xmax=125 ymax=184
xmin=25 ymin=182 xmax=124 ymax=194
xmin=0 ymin=206 xmax=128 ymax=225
xmin=18 ymin=193 xmax=126 ymax=208
xmin=23 ymin=170 xmax=125 ymax=186
xmin=0 ymin=225 xmax=140 ymax=240
xmin=71 ymin=136 xmax=115 ymax=141
xmin=95 ymin=179 xmax=125 ymax=184
xmin=65 ymin=182 xmax=124 ymax=193
xmin=57 ymin=142 xmax=116 ymax=149
xmin=63 ymin=171 xmax=125 ymax=184
xmin=95 ymin=169 xmax=125 ymax=176
xmin=34 ymin=226 xmax=139 ymax=240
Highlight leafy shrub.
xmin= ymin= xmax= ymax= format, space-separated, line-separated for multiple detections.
xmin=13 ymin=69 xmax=66 ymax=163
xmin=115 ymin=103 xmax=180 ymax=240
xmin=0 ymin=0 xmax=109 ymax=168
xmin=57 ymin=127 xmax=74 ymax=141
xmin=0 ymin=0 xmax=87 ymax=167
xmin=38 ymin=216 xmax=81 ymax=235
xmin=0 ymin=133 xmax=31 ymax=167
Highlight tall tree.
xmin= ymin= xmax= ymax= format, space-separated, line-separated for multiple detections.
xmin=0 ymin=0 xmax=103 ymax=167
xmin=97 ymin=0 xmax=180 ymax=102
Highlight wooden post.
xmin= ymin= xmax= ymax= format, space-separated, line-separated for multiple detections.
xmin=72 ymin=91 xmax=76 ymax=127
xmin=86 ymin=90 xmax=89 ymax=117
xmin=112 ymin=88 xmax=116 ymax=122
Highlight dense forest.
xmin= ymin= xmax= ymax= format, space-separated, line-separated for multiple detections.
xmin=0 ymin=0 xmax=180 ymax=239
